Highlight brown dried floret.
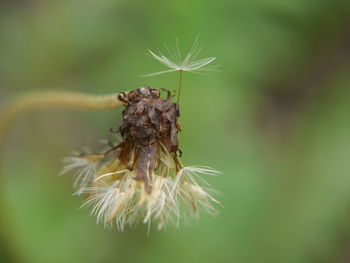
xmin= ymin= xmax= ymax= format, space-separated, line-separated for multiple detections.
xmin=117 ymin=87 xmax=181 ymax=191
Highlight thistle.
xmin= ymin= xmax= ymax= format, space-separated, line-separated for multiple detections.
xmin=61 ymin=87 xmax=221 ymax=230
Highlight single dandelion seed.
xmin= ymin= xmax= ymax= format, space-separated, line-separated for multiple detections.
xmin=144 ymin=37 xmax=217 ymax=103
xmin=61 ymin=86 xmax=221 ymax=230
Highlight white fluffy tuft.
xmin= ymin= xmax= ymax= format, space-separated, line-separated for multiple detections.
xmin=144 ymin=37 xmax=217 ymax=77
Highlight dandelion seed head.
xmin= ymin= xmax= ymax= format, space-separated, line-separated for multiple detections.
xmin=61 ymin=87 xmax=221 ymax=231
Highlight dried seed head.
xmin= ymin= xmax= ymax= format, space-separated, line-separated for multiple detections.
xmin=61 ymin=87 xmax=221 ymax=230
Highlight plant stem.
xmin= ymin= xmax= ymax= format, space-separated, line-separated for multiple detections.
xmin=0 ymin=91 xmax=125 ymax=147
xmin=177 ymin=70 xmax=183 ymax=104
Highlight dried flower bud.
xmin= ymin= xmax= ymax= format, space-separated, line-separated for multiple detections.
xmin=118 ymin=87 xmax=181 ymax=191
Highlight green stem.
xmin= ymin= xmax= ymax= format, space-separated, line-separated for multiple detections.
xmin=177 ymin=70 xmax=183 ymax=104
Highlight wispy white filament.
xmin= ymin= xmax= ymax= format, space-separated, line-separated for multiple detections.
xmin=173 ymin=166 xmax=221 ymax=217
xmin=60 ymin=157 xmax=97 ymax=189
xmin=75 ymin=165 xmax=220 ymax=230
xmin=62 ymin=147 xmax=221 ymax=230
xmin=94 ymin=170 xmax=128 ymax=182
xmin=80 ymin=173 xmax=138 ymax=230
xmin=144 ymin=38 xmax=217 ymax=77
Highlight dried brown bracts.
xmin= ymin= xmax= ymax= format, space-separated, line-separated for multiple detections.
xmin=61 ymin=87 xmax=220 ymax=230
xmin=118 ymin=87 xmax=181 ymax=191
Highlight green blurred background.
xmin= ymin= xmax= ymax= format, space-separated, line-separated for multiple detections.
xmin=1 ymin=0 xmax=350 ymax=262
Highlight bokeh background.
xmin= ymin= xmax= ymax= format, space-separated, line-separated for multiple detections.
xmin=1 ymin=0 xmax=350 ymax=262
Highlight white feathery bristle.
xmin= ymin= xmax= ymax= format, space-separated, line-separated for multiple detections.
xmin=144 ymin=37 xmax=217 ymax=77
xmin=60 ymin=157 xmax=97 ymax=190
xmin=62 ymin=147 xmax=221 ymax=230
xmin=142 ymin=176 xmax=180 ymax=228
xmin=173 ymin=166 xmax=221 ymax=217
xmin=80 ymin=172 xmax=138 ymax=231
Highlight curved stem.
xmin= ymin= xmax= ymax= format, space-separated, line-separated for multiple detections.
xmin=0 ymin=91 xmax=125 ymax=146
